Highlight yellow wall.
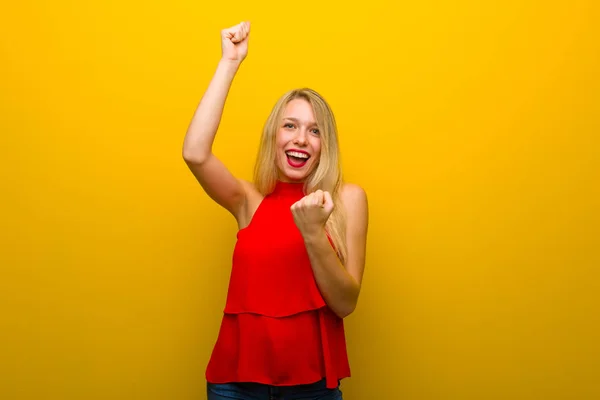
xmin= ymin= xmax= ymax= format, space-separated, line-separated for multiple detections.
xmin=2 ymin=1 xmax=598 ymax=399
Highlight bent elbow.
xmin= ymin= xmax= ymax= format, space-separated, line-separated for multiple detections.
xmin=182 ymin=147 xmax=209 ymax=165
xmin=336 ymin=284 xmax=360 ymax=318
xmin=335 ymin=302 xmax=357 ymax=319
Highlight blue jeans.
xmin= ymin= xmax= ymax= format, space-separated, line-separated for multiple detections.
xmin=206 ymin=379 xmax=343 ymax=400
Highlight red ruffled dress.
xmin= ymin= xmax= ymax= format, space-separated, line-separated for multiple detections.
xmin=205 ymin=180 xmax=350 ymax=389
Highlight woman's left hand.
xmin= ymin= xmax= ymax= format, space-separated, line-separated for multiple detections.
xmin=291 ymin=190 xmax=334 ymax=238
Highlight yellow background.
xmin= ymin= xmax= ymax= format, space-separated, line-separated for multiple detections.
xmin=1 ymin=1 xmax=599 ymax=399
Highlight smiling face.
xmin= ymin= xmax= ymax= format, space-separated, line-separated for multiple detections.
xmin=275 ymin=98 xmax=322 ymax=182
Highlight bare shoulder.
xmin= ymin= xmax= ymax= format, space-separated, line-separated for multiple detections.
xmin=237 ymin=179 xmax=265 ymax=229
xmin=339 ymin=183 xmax=368 ymax=286
xmin=340 ymin=182 xmax=369 ymax=234
xmin=340 ymin=183 xmax=368 ymax=214
xmin=239 ymin=179 xmax=262 ymax=199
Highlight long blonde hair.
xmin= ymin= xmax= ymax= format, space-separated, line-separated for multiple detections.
xmin=253 ymin=88 xmax=348 ymax=265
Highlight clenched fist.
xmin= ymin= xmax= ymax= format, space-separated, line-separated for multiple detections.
xmin=291 ymin=190 xmax=335 ymax=238
xmin=221 ymin=21 xmax=250 ymax=63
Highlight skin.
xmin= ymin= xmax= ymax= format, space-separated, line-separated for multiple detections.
xmin=182 ymin=21 xmax=369 ymax=318
xmin=276 ymin=98 xmax=322 ymax=183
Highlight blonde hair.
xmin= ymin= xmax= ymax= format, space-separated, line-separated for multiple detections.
xmin=253 ymin=88 xmax=348 ymax=265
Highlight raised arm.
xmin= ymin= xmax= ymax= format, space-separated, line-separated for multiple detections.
xmin=182 ymin=21 xmax=251 ymax=220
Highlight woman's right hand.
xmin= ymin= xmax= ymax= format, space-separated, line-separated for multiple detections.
xmin=221 ymin=21 xmax=250 ymax=63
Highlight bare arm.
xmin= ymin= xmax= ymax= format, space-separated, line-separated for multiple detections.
xmin=291 ymin=184 xmax=369 ymax=318
xmin=182 ymin=21 xmax=251 ymax=219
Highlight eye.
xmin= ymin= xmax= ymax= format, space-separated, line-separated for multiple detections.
xmin=311 ymin=128 xmax=320 ymax=135
xmin=284 ymin=123 xmax=295 ymax=129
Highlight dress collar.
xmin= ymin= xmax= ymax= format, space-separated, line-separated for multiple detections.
xmin=271 ymin=180 xmax=305 ymax=197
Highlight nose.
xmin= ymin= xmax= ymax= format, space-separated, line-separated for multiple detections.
xmin=293 ymin=128 xmax=308 ymax=145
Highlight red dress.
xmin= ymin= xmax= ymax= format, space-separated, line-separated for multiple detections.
xmin=205 ymin=180 xmax=350 ymax=389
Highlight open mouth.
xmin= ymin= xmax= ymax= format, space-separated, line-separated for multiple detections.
xmin=285 ymin=150 xmax=310 ymax=168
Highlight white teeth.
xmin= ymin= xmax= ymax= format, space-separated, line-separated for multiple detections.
xmin=286 ymin=151 xmax=309 ymax=159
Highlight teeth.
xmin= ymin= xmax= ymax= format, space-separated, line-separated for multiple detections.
xmin=286 ymin=151 xmax=309 ymax=159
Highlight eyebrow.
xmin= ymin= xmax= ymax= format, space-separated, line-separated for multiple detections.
xmin=282 ymin=117 xmax=318 ymax=126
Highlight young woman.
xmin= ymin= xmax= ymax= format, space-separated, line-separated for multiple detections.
xmin=183 ymin=21 xmax=369 ymax=400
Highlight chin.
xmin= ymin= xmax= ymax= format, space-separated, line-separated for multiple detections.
xmin=279 ymin=170 xmax=307 ymax=182
xmin=278 ymin=162 xmax=313 ymax=182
